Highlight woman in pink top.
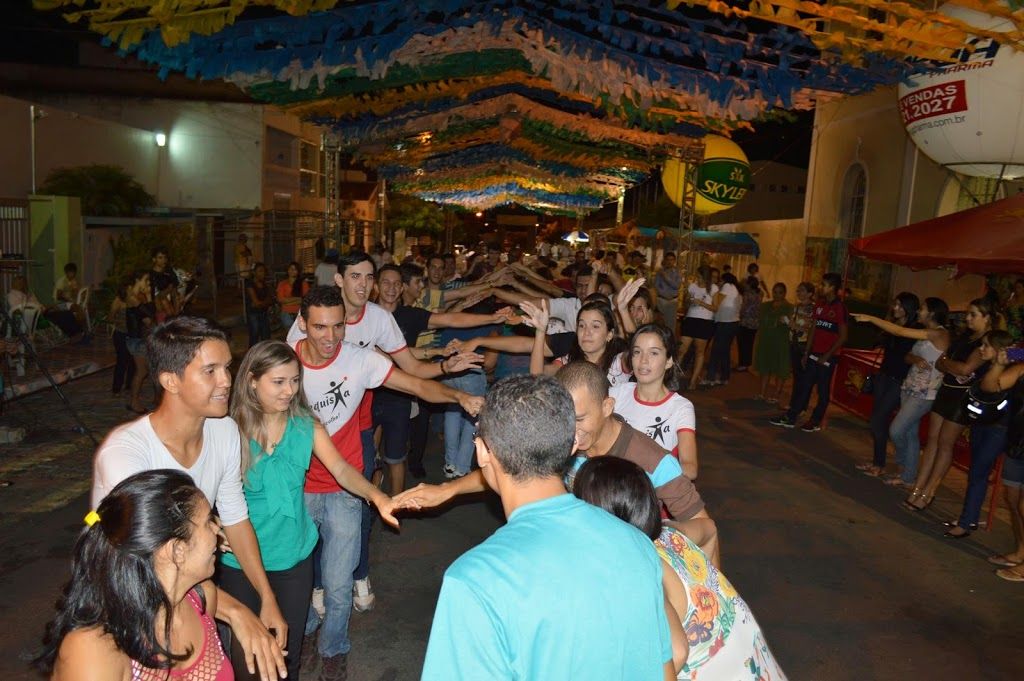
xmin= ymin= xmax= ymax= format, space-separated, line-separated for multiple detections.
xmin=36 ymin=470 xmax=236 ymax=681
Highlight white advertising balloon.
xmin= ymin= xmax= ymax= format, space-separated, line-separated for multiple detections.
xmin=897 ymin=3 xmax=1024 ymax=178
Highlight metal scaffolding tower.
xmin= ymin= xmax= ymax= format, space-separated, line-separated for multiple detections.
xmin=322 ymin=132 xmax=341 ymax=246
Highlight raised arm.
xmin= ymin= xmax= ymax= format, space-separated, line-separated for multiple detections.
xmin=851 ymin=314 xmax=930 ymax=340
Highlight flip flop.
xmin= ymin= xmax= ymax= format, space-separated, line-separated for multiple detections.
xmin=855 ymin=462 xmax=876 ymax=471
xmin=882 ymin=475 xmax=911 ymax=487
xmin=995 ymin=567 xmax=1024 ymax=582
xmin=987 ymin=554 xmax=1023 ymax=568
xmin=859 ymin=466 xmax=884 ymax=477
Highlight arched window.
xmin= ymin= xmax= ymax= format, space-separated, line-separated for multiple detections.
xmin=839 ymin=164 xmax=867 ymax=239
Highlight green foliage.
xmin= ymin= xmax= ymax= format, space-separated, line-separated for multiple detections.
xmin=106 ymin=224 xmax=197 ymax=290
xmin=387 ymin=193 xmax=445 ymax=234
xmin=38 ymin=164 xmax=156 ymax=217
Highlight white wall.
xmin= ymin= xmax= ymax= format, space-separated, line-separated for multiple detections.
xmin=0 ymin=94 xmax=263 ymax=210
xmin=0 ymin=94 xmax=158 ymax=198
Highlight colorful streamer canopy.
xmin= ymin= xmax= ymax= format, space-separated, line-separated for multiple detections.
xmin=35 ymin=1 xmax=1024 ymax=214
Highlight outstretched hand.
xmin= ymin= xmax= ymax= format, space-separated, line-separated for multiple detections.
xmin=393 ymin=483 xmax=454 ymax=511
xmin=615 ymin=277 xmax=646 ymax=309
xmin=445 ymin=352 xmax=484 ymax=373
xmin=519 ymin=299 xmax=550 ymax=330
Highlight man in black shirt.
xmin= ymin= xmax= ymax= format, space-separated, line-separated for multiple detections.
xmin=373 ymin=264 xmax=511 ymax=491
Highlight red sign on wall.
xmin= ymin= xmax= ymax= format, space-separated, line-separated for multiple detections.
xmin=898 ymin=80 xmax=968 ymax=125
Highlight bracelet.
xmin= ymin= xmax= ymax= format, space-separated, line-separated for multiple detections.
xmin=441 ymin=359 xmax=450 ymax=376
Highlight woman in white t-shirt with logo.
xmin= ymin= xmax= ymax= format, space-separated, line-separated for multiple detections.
xmin=613 ymin=323 xmax=699 ymax=480
xmin=705 ymin=271 xmax=741 ymax=386
xmin=679 ymin=267 xmax=718 ymax=391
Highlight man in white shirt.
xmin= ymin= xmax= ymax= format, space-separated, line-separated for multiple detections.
xmin=91 ymin=316 xmax=287 ymax=680
xmin=285 ymin=252 xmax=482 ymax=613
xmin=293 ymin=285 xmax=483 ymax=677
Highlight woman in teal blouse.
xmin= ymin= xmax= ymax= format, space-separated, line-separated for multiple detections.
xmin=220 ymin=340 xmax=399 ymax=679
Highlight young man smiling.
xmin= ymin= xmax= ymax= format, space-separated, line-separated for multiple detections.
xmin=92 ymin=316 xmax=287 ymax=681
xmin=286 ymin=251 xmax=481 ymax=614
xmin=293 ymin=286 xmax=483 ymax=680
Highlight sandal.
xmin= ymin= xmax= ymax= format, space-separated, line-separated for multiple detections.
xmin=943 ymin=526 xmax=971 ymax=539
xmin=987 ymin=554 xmax=1023 ymax=568
xmin=995 ymin=567 xmax=1024 ymax=582
xmin=859 ymin=466 xmax=884 ymax=477
xmin=882 ymin=475 xmax=911 ymax=487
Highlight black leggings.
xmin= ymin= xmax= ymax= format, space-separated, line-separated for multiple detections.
xmin=218 ymin=553 xmax=314 ymax=679
xmin=737 ymin=327 xmax=758 ymax=367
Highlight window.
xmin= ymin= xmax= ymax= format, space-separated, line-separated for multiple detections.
xmin=839 ymin=164 xmax=867 ymax=239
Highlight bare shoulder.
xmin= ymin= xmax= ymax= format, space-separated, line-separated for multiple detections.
xmin=53 ymin=627 xmax=131 ymax=681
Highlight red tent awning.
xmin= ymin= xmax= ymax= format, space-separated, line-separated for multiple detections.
xmin=849 ymin=193 xmax=1024 ymax=275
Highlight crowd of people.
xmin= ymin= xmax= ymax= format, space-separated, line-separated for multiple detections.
xmin=33 ymin=241 xmax=798 ymax=681
xmin=34 ymin=237 xmax=1024 ymax=680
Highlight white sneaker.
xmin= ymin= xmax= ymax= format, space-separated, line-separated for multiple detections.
xmin=311 ymin=587 xmax=325 ymax=619
xmin=352 ymin=577 xmax=375 ymax=612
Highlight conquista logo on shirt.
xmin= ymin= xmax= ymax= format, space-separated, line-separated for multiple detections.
xmin=312 ymin=378 xmax=351 ymax=416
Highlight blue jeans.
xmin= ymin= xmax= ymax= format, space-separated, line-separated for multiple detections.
xmin=304 ymin=491 xmax=363 ymax=657
xmin=889 ymin=393 xmax=934 ymax=484
xmin=247 ymin=308 xmax=271 ymax=347
xmin=785 ymin=355 xmax=837 ymax=424
xmin=354 ymin=427 xmax=375 ymax=582
xmin=706 ymin=322 xmax=738 ymax=383
xmin=280 ymin=310 xmax=297 ymax=328
xmin=957 ymin=424 xmax=1008 ymax=530
xmin=443 ymin=371 xmax=487 ymax=474
xmin=869 ymin=373 xmax=903 ymax=468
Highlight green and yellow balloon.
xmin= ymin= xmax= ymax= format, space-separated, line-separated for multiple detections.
xmin=661 ymin=135 xmax=750 ymax=215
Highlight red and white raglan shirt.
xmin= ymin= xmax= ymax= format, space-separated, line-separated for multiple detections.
xmin=288 ymin=301 xmax=407 ymax=431
xmin=609 ymin=383 xmax=695 ymax=459
xmin=292 ymin=339 xmax=395 ymax=493
xmin=809 ymin=297 xmax=849 ymax=364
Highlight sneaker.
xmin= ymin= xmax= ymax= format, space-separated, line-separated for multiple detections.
xmin=352 ymin=577 xmax=375 ymax=612
xmin=769 ymin=415 xmax=796 ymax=428
xmin=300 ymin=631 xmax=321 ymax=677
xmin=443 ymin=463 xmax=458 ymax=479
xmin=318 ymin=653 xmax=348 ymax=681
xmin=800 ymin=421 xmax=821 ymax=432
xmin=311 ymin=587 xmax=325 ymax=619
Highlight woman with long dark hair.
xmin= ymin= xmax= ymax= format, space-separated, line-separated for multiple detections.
xmin=35 ymin=469 xmax=233 ymax=680
xmin=855 ymin=297 xmax=995 ymax=510
xmin=125 ymin=270 xmax=155 ymax=415
xmin=856 ymin=292 xmax=921 ymax=477
xmin=614 ymin=324 xmax=699 ymax=480
xmin=573 ymin=457 xmax=786 ymax=681
xmin=678 ymin=267 xmax=718 ymax=390
xmin=276 ymin=261 xmax=309 ymax=329
xmin=884 ymin=297 xmax=950 ymax=489
xmin=945 ymin=330 xmax=1015 ymax=538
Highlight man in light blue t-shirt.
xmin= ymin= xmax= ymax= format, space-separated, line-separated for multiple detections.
xmin=421 ymin=375 xmax=677 ymax=681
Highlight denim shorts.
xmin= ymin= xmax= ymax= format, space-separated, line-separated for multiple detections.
xmin=1002 ymin=455 xmax=1024 ymax=489
xmin=126 ymin=337 xmax=146 ymax=357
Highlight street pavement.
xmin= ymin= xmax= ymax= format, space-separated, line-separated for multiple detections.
xmin=0 ymin=366 xmax=1022 ymax=680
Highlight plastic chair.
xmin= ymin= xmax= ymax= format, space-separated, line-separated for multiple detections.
xmin=18 ymin=303 xmax=41 ymax=345
xmin=76 ymin=287 xmax=91 ymax=334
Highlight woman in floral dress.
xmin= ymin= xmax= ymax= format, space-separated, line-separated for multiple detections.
xmin=574 ymin=456 xmax=786 ymax=681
